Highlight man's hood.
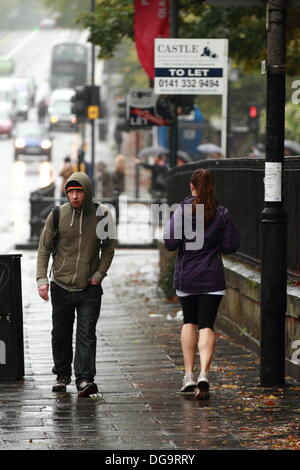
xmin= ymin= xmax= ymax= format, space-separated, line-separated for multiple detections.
xmin=65 ymin=171 xmax=93 ymax=213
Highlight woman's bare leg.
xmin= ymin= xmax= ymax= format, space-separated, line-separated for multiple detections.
xmin=198 ymin=327 xmax=216 ymax=375
xmin=181 ymin=323 xmax=199 ymax=373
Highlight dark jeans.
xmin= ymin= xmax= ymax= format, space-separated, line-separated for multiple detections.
xmin=50 ymin=281 xmax=102 ymax=385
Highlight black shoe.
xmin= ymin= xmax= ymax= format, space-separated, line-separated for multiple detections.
xmin=52 ymin=376 xmax=71 ymax=392
xmin=77 ymin=380 xmax=98 ymax=397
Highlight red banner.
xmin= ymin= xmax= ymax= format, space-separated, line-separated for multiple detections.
xmin=134 ymin=0 xmax=170 ymax=80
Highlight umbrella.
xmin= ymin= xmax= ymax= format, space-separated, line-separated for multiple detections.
xmin=176 ymin=150 xmax=192 ymax=162
xmin=284 ymin=140 xmax=300 ymax=155
xmin=138 ymin=145 xmax=169 ymax=159
xmin=197 ymin=143 xmax=222 ymax=154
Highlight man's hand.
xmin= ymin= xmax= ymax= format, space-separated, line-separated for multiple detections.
xmin=38 ymin=284 xmax=49 ymax=301
xmin=89 ymin=278 xmax=101 ymax=286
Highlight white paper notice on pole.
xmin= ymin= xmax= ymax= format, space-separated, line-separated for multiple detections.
xmin=154 ymin=38 xmax=228 ymax=95
xmin=264 ymin=162 xmax=282 ymax=202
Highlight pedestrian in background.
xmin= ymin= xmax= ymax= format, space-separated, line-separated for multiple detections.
xmin=75 ymin=147 xmax=94 ymax=181
xmin=112 ymin=153 xmax=126 ymax=196
xmin=112 ymin=154 xmax=126 ymax=227
xmin=136 ymin=154 xmax=168 ymax=200
xmin=37 ymin=97 xmax=48 ymax=123
xmin=95 ymin=161 xmax=113 ymax=198
xmin=36 ymin=172 xmax=115 ymax=397
xmin=164 ymin=168 xmax=240 ymax=399
xmin=59 ymin=156 xmax=73 ymax=198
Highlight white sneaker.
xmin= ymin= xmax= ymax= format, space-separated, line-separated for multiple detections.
xmin=180 ymin=373 xmax=197 ymax=393
xmin=195 ymin=374 xmax=210 ymax=400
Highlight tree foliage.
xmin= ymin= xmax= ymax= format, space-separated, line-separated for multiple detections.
xmin=77 ymin=1 xmax=300 ymax=76
xmin=79 ymin=0 xmax=133 ymax=58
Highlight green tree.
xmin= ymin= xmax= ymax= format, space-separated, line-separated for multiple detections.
xmin=78 ymin=1 xmax=300 ymax=76
xmin=285 ymin=102 xmax=300 ymax=142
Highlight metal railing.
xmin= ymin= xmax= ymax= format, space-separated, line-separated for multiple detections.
xmin=166 ymin=156 xmax=300 ymax=278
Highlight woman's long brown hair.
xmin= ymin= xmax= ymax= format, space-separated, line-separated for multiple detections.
xmin=190 ymin=169 xmax=216 ymax=222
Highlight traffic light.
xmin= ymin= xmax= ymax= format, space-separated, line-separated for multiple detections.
xmin=116 ymin=98 xmax=128 ymax=131
xmin=71 ymin=86 xmax=88 ymax=121
xmin=117 ymin=98 xmax=126 ymax=119
xmin=86 ymin=85 xmax=100 ymax=120
xmin=247 ymin=104 xmax=259 ymax=132
xmin=71 ymin=85 xmax=101 ymax=121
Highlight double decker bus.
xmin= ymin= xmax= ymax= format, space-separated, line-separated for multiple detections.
xmin=50 ymin=42 xmax=88 ymax=90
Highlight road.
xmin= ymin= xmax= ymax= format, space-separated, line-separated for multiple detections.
xmin=0 ymin=28 xmax=100 ymax=250
xmin=0 ymin=28 xmax=157 ymax=252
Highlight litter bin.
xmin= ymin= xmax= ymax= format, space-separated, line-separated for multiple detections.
xmin=0 ymin=254 xmax=24 ymax=380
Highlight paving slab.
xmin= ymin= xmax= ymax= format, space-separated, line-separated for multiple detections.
xmin=0 ymin=249 xmax=299 ymax=452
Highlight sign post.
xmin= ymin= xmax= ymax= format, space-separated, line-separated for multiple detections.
xmin=154 ymin=38 xmax=229 ymax=156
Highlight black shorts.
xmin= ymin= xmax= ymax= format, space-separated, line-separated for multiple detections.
xmin=179 ymin=294 xmax=223 ymax=330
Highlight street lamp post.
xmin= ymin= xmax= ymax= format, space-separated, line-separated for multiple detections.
xmin=169 ymin=0 xmax=179 ymax=168
xmin=90 ymin=0 xmax=96 ymax=182
xmin=206 ymin=0 xmax=288 ymax=386
xmin=260 ymin=0 xmax=287 ymax=387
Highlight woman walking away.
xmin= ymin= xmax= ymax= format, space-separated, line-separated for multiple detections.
xmin=164 ymin=169 xmax=240 ymax=399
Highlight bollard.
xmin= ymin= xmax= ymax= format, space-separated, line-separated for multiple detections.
xmin=0 ymin=254 xmax=24 ymax=380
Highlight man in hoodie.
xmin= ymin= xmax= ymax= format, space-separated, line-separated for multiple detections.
xmin=36 ymin=172 xmax=115 ymax=397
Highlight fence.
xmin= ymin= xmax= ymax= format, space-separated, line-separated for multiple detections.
xmin=166 ymin=156 xmax=300 ymax=278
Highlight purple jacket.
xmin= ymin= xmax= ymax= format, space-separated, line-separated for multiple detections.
xmin=163 ymin=196 xmax=240 ymax=293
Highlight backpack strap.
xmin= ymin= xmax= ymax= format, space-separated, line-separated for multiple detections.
xmin=52 ymin=205 xmax=60 ymax=257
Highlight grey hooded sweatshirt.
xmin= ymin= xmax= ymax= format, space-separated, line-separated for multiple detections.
xmin=36 ymin=171 xmax=115 ymax=291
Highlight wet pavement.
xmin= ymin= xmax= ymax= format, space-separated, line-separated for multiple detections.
xmin=0 ymin=248 xmax=300 ymax=451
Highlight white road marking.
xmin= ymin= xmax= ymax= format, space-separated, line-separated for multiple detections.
xmin=4 ymin=30 xmax=39 ymax=59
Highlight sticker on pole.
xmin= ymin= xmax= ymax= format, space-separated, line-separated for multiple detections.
xmin=154 ymin=38 xmax=228 ymax=95
xmin=264 ymin=162 xmax=282 ymax=202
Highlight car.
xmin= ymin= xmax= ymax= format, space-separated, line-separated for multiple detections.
xmin=47 ymin=88 xmax=78 ymax=131
xmin=0 ymin=57 xmax=15 ymax=76
xmin=15 ymin=91 xmax=30 ymax=120
xmin=0 ymin=104 xmax=14 ymax=137
xmin=39 ymin=17 xmax=56 ymax=29
xmin=0 ymin=78 xmax=18 ymax=122
xmin=13 ymin=122 xmax=53 ymax=161
xmin=13 ymin=76 xmax=36 ymax=107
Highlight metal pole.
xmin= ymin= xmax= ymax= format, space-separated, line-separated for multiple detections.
xmin=169 ymin=0 xmax=179 ymax=167
xmin=221 ymin=40 xmax=229 ymax=157
xmin=90 ymin=0 xmax=96 ymax=183
xmin=260 ymin=0 xmax=287 ymax=387
xmin=135 ymin=131 xmax=140 ymax=199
